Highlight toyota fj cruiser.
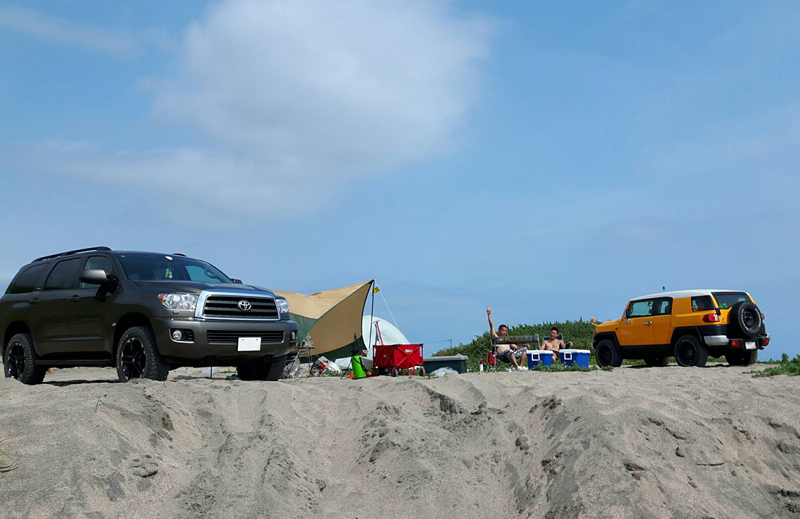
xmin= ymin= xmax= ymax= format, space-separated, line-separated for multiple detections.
xmin=1 ymin=247 xmax=298 ymax=384
xmin=592 ymin=290 xmax=769 ymax=368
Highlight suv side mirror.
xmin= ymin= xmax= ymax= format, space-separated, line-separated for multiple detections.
xmin=231 ymin=278 xmax=243 ymax=284
xmin=80 ymin=269 xmax=109 ymax=285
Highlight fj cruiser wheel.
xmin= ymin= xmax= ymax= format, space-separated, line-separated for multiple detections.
xmin=116 ymin=326 xmax=170 ymax=382
xmin=728 ymin=301 xmax=762 ymax=339
xmin=726 ymin=350 xmax=758 ymax=366
xmin=644 ymin=357 xmax=669 ymax=367
xmin=595 ymin=339 xmax=622 ymax=367
xmin=3 ymin=333 xmax=46 ymax=385
xmin=674 ymin=335 xmax=708 ymax=367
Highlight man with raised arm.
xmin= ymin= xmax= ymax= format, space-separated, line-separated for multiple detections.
xmin=487 ymin=306 xmax=529 ymax=370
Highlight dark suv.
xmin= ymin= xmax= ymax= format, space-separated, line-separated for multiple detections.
xmin=1 ymin=247 xmax=298 ymax=384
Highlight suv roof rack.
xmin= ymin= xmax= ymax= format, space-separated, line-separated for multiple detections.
xmin=33 ymin=246 xmax=112 ymax=263
xmin=172 ymin=252 xmax=187 ymax=257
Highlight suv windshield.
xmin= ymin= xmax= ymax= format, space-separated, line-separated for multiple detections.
xmin=118 ymin=254 xmax=232 ymax=284
xmin=712 ymin=292 xmax=750 ymax=310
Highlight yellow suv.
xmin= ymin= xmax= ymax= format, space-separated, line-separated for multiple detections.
xmin=592 ymin=290 xmax=769 ymax=367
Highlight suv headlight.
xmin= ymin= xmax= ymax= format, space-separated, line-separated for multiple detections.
xmin=276 ymin=297 xmax=290 ymax=315
xmin=159 ymin=293 xmax=198 ymax=311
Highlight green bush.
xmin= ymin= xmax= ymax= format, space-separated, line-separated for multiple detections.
xmin=751 ymin=354 xmax=800 ymax=377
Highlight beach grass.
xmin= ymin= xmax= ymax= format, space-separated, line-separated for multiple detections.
xmin=750 ymin=354 xmax=800 ymax=377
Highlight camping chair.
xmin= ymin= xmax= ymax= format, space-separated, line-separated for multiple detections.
xmin=490 ymin=334 xmax=539 ymax=369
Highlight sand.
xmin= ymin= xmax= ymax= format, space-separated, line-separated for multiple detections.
xmin=1 ymin=364 xmax=799 ymax=519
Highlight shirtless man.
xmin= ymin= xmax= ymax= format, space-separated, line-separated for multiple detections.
xmin=487 ymin=306 xmax=529 ymax=370
xmin=541 ymin=327 xmax=566 ymax=362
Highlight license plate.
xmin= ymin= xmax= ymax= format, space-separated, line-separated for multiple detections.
xmin=238 ymin=337 xmax=262 ymax=352
xmin=745 ymin=341 xmax=756 ymax=350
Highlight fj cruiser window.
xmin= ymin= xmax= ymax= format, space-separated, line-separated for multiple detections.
xmin=713 ymin=292 xmax=749 ymax=310
xmin=653 ymin=298 xmax=672 ymax=315
xmin=7 ymin=264 xmax=48 ymax=294
xmin=691 ymin=296 xmax=714 ymax=312
xmin=628 ymin=300 xmax=653 ymax=318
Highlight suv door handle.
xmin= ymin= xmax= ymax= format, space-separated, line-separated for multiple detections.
xmin=29 ymin=298 xmax=40 ymax=305
xmin=643 ymin=321 xmax=653 ymax=325
xmin=68 ymin=295 xmax=80 ymax=303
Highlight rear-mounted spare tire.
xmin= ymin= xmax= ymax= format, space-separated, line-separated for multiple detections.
xmin=727 ymin=301 xmax=762 ymax=339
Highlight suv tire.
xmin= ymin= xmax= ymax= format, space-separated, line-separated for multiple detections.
xmin=595 ymin=339 xmax=622 ymax=367
xmin=726 ymin=350 xmax=758 ymax=366
xmin=3 ymin=333 xmax=46 ymax=385
xmin=727 ymin=301 xmax=762 ymax=339
xmin=644 ymin=356 xmax=669 ymax=367
xmin=674 ymin=335 xmax=708 ymax=367
xmin=116 ymin=326 xmax=170 ymax=382
xmin=239 ymin=355 xmax=288 ymax=381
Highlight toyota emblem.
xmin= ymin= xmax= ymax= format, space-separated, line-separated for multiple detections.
xmin=238 ymin=300 xmax=252 ymax=312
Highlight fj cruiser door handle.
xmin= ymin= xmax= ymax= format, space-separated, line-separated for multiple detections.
xmin=68 ymin=295 xmax=80 ymax=303
xmin=643 ymin=321 xmax=653 ymax=325
xmin=29 ymin=298 xmax=39 ymax=305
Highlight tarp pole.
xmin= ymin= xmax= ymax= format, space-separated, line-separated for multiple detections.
xmin=368 ymin=280 xmax=376 ymax=356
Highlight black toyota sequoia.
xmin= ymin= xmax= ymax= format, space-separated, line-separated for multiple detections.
xmin=0 ymin=247 xmax=298 ymax=384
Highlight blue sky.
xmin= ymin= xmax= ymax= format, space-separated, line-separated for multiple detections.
xmin=1 ymin=0 xmax=798 ymax=359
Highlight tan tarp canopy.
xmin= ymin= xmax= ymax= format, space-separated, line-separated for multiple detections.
xmin=273 ymin=280 xmax=373 ymax=358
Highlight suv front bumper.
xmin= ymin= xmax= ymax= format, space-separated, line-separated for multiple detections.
xmin=152 ymin=316 xmax=298 ymax=364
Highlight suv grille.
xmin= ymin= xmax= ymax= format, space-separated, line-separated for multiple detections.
xmin=206 ymin=330 xmax=285 ymax=345
xmin=202 ymin=295 xmax=278 ymax=319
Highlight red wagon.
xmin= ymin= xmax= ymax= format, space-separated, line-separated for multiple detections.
xmin=372 ymin=344 xmax=425 ymax=377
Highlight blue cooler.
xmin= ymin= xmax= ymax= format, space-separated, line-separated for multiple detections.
xmin=527 ymin=350 xmax=554 ymax=368
xmin=560 ymin=349 xmax=590 ymax=368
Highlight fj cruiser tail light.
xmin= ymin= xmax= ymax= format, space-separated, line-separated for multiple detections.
xmin=731 ymin=340 xmax=742 ymax=347
xmin=763 ymin=338 xmax=770 ymax=346
xmin=703 ymin=314 xmax=720 ymax=323
xmin=761 ymin=312 xmax=765 ymax=321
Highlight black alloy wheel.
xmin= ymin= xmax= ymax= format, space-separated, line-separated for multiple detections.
xmin=595 ymin=339 xmax=622 ymax=367
xmin=3 ymin=333 xmax=46 ymax=385
xmin=674 ymin=335 xmax=708 ymax=367
xmin=119 ymin=337 xmax=147 ymax=380
xmin=5 ymin=342 xmax=26 ymax=380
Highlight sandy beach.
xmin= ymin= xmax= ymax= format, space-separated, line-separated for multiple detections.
xmin=1 ymin=365 xmax=799 ymax=519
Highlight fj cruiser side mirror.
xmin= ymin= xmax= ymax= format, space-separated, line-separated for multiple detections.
xmin=231 ymin=278 xmax=243 ymax=284
xmin=80 ymin=269 xmax=109 ymax=285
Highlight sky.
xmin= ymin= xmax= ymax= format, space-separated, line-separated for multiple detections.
xmin=1 ymin=0 xmax=798 ymax=359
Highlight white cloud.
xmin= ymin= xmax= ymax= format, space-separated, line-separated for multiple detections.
xmin=0 ymin=5 xmax=140 ymax=56
xmin=147 ymin=0 xmax=493 ymax=181
xmin=4 ymin=0 xmax=493 ymax=220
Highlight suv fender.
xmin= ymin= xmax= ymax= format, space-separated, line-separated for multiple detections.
xmin=113 ymin=313 xmax=157 ymax=355
xmin=670 ymin=327 xmax=703 ymax=347
xmin=593 ymin=332 xmax=619 ymax=348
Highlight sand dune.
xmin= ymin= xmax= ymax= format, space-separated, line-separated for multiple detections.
xmin=1 ymin=365 xmax=799 ymax=518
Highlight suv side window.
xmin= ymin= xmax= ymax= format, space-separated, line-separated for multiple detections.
xmin=44 ymin=258 xmax=83 ymax=291
xmin=6 ymin=264 xmax=48 ymax=294
xmin=80 ymin=256 xmax=115 ymax=289
xmin=691 ymin=295 xmax=714 ymax=312
xmin=653 ymin=298 xmax=672 ymax=316
xmin=627 ymin=300 xmax=654 ymax=318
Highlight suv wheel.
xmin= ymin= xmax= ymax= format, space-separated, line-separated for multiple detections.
xmin=116 ymin=326 xmax=170 ymax=382
xmin=595 ymin=339 xmax=622 ymax=367
xmin=727 ymin=301 xmax=762 ymax=339
xmin=239 ymin=355 xmax=287 ymax=381
xmin=3 ymin=333 xmax=46 ymax=385
xmin=644 ymin=357 xmax=669 ymax=367
xmin=673 ymin=335 xmax=708 ymax=367
xmin=726 ymin=350 xmax=758 ymax=366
